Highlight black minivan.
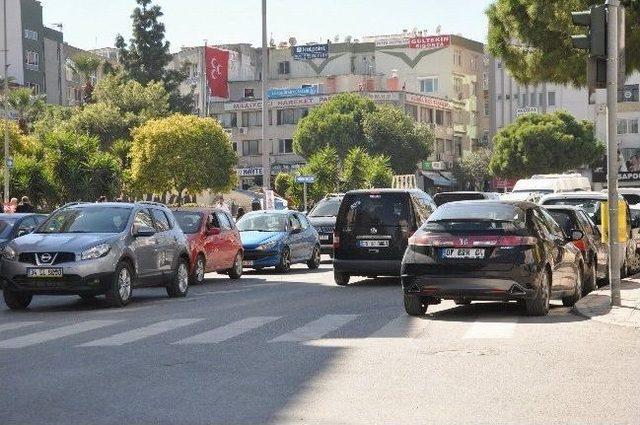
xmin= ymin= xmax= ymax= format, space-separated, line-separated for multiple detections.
xmin=333 ymin=189 xmax=436 ymax=285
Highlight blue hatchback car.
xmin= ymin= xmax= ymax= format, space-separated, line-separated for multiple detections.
xmin=237 ymin=210 xmax=321 ymax=272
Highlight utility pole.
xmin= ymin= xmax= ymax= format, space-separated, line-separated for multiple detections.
xmin=3 ymin=0 xmax=10 ymax=204
xmin=260 ymin=0 xmax=270 ymax=190
xmin=606 ymin=0 xmax=622 ymax=306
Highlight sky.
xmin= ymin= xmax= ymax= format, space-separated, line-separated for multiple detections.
xmin=41 ymin=0 xmax=493 ymax=52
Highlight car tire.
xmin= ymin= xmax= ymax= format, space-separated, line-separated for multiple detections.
xmin=105 ymin=261 xmax=133 ymax=308
xmin=562 ymin=264 xmax=583 ymax=307
xmin=228 ymin=252 xmax=243 ymax=280
xmin=585 ymin=259 xmax=598 ymax=294
xmin=454 ymin=299 xmax=471 ymax=306
xmin=190 ymin=254 xmax=206 ymax=285
xmin=275 ymin=247 xmax=291 ymax=273
xmin=334 ymin=270 xmax=350 ymax=286
xmin=3 ymin=290 xmax=32 ymax=310
xmin=307 ymin=245 xmax=321 ymax=269
xmin=526 ymin=270 xmax=551 ymax=316
xmin=404 ymin=294 xmax=427 ymax=316
xmin=167 ymin=258 xmax=189 ymax=298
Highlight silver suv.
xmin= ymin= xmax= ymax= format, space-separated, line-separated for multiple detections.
xmin=1 ymin=202 xmax=190 ymax=310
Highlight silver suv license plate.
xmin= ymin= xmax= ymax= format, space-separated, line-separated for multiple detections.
xmin=27 ymin=267 xmax=63 ymax=278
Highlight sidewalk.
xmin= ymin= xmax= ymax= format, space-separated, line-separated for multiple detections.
xmin=573 ymin=277 xmax=640 ymax=329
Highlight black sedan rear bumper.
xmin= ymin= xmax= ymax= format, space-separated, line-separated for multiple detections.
xmin=402 ymin=274 xmax=536 ymax=301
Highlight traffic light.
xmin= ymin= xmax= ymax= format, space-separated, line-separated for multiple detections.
xmin=571 ymin=4 xmax=608 ymax=92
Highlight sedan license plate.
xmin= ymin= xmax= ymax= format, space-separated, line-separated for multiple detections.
xmin=242 ymin=260 xmax=254 ymax=267
xmin=27 ymin=267 xmax=63 ymax=278
xmin=319 ymin=234 xmax=330 ymax=241
xmin=358 ymin=240 xmax=389 ymax=248
xmin=441 ymin=248 xmax=485 ymax=259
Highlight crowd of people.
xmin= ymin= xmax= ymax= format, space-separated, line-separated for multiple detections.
xmin=2 ymin=196 xmax=35 ymax=213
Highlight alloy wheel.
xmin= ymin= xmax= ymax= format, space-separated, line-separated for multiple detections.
xmin=178 ymin=263 xmax=189 ymax=292
xmin=118 ymin=268 xmax=131 ymax=301
xmin=196 ymin=257 xmax=205 ymax=282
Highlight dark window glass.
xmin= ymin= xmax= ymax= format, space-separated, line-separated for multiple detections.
xmin=173 ymin=211 xmax=203 ymax=234
xmin=290 ymin=214 xmax=302 ymax=230
xmin=434 ymin=192 xmax=486 ymax=207
xmin=151 ymin=209 xmax=170 ymax=232
xmin=133 ymin=209 xmax=154 ymax=231
xmin=39 ymin=207 xmax=132 ymax=234
xmin=236 ymin=213 xmax=287 ymax=232
xmin=339 ymin=193 xmax=410 ymax=227
xmin=425 ymin=203 xmax=526 ymax=234
xmin=548 ymin=211 xmax=576 ymax=236
xmin=308 ymin=198 xmax=342 ymax=217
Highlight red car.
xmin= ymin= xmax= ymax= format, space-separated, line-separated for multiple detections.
xmin=172 ymin=208 xmax=244 ymax=284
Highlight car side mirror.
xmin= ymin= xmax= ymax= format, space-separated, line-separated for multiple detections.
xmin=207 ymin=227 xmax=221 ymax=236
xmin=17 ymin=227 xmax=33 ymax=237
xmin=570 ymin=230 xmax=584 ymax=242
xmin=133 ymin=225 xmax=156 ymax=237
xmin=291 ymin=228 xmax=302 ymax=235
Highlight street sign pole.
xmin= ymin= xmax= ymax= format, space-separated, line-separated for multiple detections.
xmin=3 ymin=0 xmax=10 ymax=203
xmin=606 ymin=0 xmax=622 ymax=306
xmin=260 ymin=0 xmax=270 ymax=192
xmin=303 ymin=182 xmax=307 ymax=213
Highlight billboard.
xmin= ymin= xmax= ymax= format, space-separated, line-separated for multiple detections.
xmin=409 ymin=35 xmax=451 ymax=50
xmin=292 ymin=44 xmax=329 ymax=60
xmin=267 ymin=86 xmax=318 ymax=99
xmin=592 ymin=148 xmax=640 ymax=182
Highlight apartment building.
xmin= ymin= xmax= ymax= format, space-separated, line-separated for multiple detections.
xmin=175 ymin=32 xmax=489 ymax=190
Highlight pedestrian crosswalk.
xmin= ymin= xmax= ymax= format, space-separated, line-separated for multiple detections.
xmin=0 ymin=314 xmax=524 ymax=351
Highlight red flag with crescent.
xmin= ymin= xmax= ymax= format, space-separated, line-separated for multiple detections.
xmin=205 ymin=47 xmax=229 ymax=98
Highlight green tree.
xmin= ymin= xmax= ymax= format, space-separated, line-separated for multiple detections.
xmin=70 ymin=53 xmax=102 ymax=104
xmin=69 ymin=102 xmax=132 ymax=148
xmin=32 ymin=105 xmax=74 ymax=139
xmin=367 ymin=155 xmax=394 ymax=188
xmin=93 ymin=73 xmax=169 ymax=120
xmin=7 ymin=88 xmax=45 ymax=133
xmin=489 ymin=111 xmax=604 ymax=178
xmin=486 ymin=0 xmax=640 ymax=86
xmin=130 ymin=114 xmax=237 ymax=203
xmin=293 ymin=93 xmax=376 ymax=158
xmin=274 ymin=172 xmax=293 ymax=199
xmin=452 ymin=148 xmax=493 ymax=190
xmin=116 ymin=0 xmax=192 ymax=112
xmin=342 ymin=147 xmax=371 ymax=191
xmin=10 ymin=154 xmax=56 ymax=209
xmin=362 ymin=105 xmax=433 ymax=173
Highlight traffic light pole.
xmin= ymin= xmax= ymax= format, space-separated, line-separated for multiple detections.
xmin=606 ymin=0 xmax=622 ymax=306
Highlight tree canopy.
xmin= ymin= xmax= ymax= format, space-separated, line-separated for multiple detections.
xmin=293 ymin=93 xmax=433 ymax=173
xmin=452 ymin=148 xmax=493 ymax=190
xmin=489 ymin=111 xmax=604 ymax=178
xmin=487 ymin=0 xmax=640 ymax=86
xmin=130 ymin=114 xmax=237 ymax=201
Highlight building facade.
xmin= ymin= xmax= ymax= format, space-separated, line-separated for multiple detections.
xmin=174 ymin=33 xmax=490 ymax=190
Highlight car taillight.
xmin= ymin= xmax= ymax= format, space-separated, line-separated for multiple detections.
xmin=573 ymin=239 xmax=587 ymax=252
xmin=408 ymin=233 xmax=537 ymax=247
xmin=333 ymin=233 xmax=340 ymax=249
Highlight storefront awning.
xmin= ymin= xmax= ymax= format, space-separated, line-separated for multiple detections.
xmin=420 ymin=171 xmax=454 ymax=187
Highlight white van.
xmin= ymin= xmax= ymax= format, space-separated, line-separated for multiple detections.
xmin=512 ymin=173 xmax=591 ymax=197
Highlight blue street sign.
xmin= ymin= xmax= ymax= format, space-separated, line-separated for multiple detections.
xmin=295 ymin=175 xmax=315 ymax=184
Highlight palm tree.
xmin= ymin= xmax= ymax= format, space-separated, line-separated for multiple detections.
xmin=70 ymin=53 xmax=102 ymax=105
xmin=7 ymin=88 xmax=45 ymax=134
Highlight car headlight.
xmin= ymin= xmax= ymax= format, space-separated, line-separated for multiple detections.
xmin=256 ymin=240 xmax=279 ymax=251
xmin=2 ymin=246 xmax=16 ymax=261
xmin=80 ymin=243 xmax=111 ymax=260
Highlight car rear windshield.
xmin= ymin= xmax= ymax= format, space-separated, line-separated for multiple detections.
xmin=308 ymin=198 xmax=342 ymax=217
xmin=37 ymin=207 xmax=132 ymax=234
xmin=622 ymin=194 xmax=640 ymax=205
xmin=173 ymin=211 xmax=203 ymax=234
xmin=547 ymin=210 xmax=576 ymax=236
xmin=424 ymin=203 xmax=527 ymax=234
xmin=237 ymin=214 xmax=287 ymax=232
xmin=434 ymin=193 xmax=485 ymax=207
xmin=338 ymin=193 xmax=410 ymax=227
xmin=542 ymin=198 xmax=601 ymax=221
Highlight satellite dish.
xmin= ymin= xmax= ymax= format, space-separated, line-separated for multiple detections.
xmin=289 ymin=37 xmax=297 ymax=46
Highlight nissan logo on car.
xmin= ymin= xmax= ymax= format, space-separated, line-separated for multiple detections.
xmin=39 ymin=253 xmax=52 ymax=263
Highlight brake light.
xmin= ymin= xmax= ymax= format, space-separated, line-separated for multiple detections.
xmin=573 ymin=239 xmax=587 ymax=252
xmin=333 ymin=232 xmax=340 ymax=249
xmin=408 ymin=233 xmax=537 ymax=247
xmin=497 ymin=236 xmax=538 ymax=246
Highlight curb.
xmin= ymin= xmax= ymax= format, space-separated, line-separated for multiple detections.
xmin=572 ymin=284 xmax=640 ymax=329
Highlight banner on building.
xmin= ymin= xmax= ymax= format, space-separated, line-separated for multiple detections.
xmin=205 ymin=47 xmax=229 ymax=98
xmin=619 ymin=84 xmax=639 ymax=103
xmin=409 ymin=35 xmax=451 ymax=50
xmin=292 ymin=44 xmax=329 ymax=60
xmin=592 ymin=149 xmax=640 ymax=183
xmin=267 ymin=86 xmax=318 ymax=99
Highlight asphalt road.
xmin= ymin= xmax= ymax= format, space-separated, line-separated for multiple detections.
xmin=1 ymin=258 xmax=639 ymax=425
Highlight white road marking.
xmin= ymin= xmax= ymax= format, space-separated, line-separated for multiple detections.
xmin=462 ymin=318 xmax=518 ymax=339
xmin=270 ymin=314 xmax=358 ymax=343
xmin=174 ymin=316 xmax=280 ymax=344
xmin=370 ymin=315 xmax=429 ymax=338
xmin=0 ymin=320 xmax=120 ymax=349
xmin=78 ymin=319 xmax=202 ymax=347
xmin=0 ymin=321 xmax=42 ymax=333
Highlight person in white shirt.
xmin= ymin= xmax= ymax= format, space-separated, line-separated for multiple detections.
xmin=215 ymin=195 xmax=230 ymax=213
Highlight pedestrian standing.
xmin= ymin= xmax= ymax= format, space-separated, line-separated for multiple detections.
xmin=97 ymin=195 xmax=107 ymax=203
xmin=215 ymin=195 xmax=230 ymax=213
xmin=236 ymin=207 xmax=245 ymax=221
xmin=15 ymin=196 xmax=34 ymax=213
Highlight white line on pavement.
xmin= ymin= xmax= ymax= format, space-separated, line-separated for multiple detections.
xmin=462 ymin=318 xmax=518 ymax=339
xmin=0 ymin=320 xmax=120 ymax=349
xmin=78 ymin=319 xmax=203 ymax=347
xmin=174 ymin=316 xmax=280 ymax=344
xmin=0 ymin=321 xmax=43 ymax=333
xmin=269 ymin=314 xmax=359 ymax=343
xmin=370 ymin=315 xmax=430 ymax=339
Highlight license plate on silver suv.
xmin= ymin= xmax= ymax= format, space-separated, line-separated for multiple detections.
xmin=27 ymin=267 xmax=63 ymax=278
